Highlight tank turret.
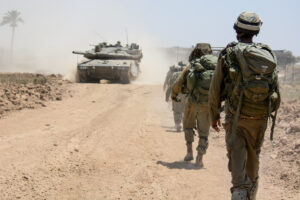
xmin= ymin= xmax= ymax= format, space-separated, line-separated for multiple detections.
xmin=73 ymin=42 xmax=142 ymax=84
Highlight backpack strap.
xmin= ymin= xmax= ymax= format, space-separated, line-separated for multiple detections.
xmin=230 ymin=70 xmax=244 ymax=144
xmin=269 ymin=88 xmax=280 ymax=141
xmin=269 ymin=106 xmax=278 ymax=141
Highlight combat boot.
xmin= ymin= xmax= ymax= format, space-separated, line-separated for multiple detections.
xmin=249 ymin=178 xmax=259 ymax=200
xmin=231 ymin=189 xmax=248 ymax=200
xmin=195 ymin=151 xmax=204 ymax=167
xmin=184 ymin=142 xmax=193 ymax=161
xmin=175 ymin=124 xmax=181 ymax=132
xmin=195 ymin=137 xmax=208 ymax=167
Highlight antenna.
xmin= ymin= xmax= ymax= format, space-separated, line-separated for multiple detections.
xmin=176 ymin=46 xmax=179 ymax=63
xmin=93 ymin=30 xmax=106 ymax=42
xmin=125 ymin=28 xmax=129 ymax=45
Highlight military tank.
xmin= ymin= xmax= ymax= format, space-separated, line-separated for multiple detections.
xmin=73 ymin=41 xmax=143 ymax=83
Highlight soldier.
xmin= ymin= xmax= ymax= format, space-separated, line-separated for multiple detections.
xmin=165 ymin=64 xmax=186 ymax=132
xmin=164 ymin=62 xmax=185 ymax=91
xmin=115 ymin=41 xmax=122 ymax=47
xmin=209 ymin=12 xmax=280 ymax=200
xmin=163 ymin=65 xmax=176 ymax=91
xmin=172 ymin=43 xmax=217 ymax=167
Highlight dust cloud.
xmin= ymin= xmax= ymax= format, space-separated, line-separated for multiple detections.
xmin=0 ymin=1 xmax=176 ymax=83
xmin=135 ymin=39 xmax=172 ymax=85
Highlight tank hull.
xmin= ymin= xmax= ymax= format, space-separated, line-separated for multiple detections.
xmin=77 ymin=59 xmax=139 ymax=83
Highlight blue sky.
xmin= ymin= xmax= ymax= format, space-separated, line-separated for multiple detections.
xmin=0 ymin=0 xmax=299 ymax=73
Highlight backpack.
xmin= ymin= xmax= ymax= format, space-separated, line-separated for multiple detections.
xmin=225 ymin=42 xmax=280 ymax=140
xmin=165 ymin=71 xmax=182 ymax=102
xmin=187 ymin=54 xmax=218 ymax=103
xmin=169 ymin=71 xmax=181 ymax=88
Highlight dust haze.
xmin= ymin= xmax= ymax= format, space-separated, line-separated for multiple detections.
xmin=0 ymin=1 xmax=174 ymax=84
xmin=135 ymin=38 xmax=171 ymax=85
xmin=0 ymin=1 xmax=299 ymax=200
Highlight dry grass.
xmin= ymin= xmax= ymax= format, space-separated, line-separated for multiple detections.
xmin=280 ymin=84 xmax=300 ymax=100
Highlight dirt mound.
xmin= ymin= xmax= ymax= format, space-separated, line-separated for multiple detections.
xmin=0 ymin=73 xmax=72 ymax=118
xmin=262 ymin=98 xmax=300 ymax=194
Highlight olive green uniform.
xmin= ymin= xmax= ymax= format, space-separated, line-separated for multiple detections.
xmin=209 ymin=43 xmax=280 ymax=199
xmin=171 ymin=94 xmax=186 ymax=129
xmin=163 ymin=66 xmax=176 ymax=91
xmin=165 ymin=71 xmax=186 ymax=130
xmin=172 ymin=66 xmax=210 ymax=153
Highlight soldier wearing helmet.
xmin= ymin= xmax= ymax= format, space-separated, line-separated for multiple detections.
xmin=165 ymin=64 xmax=186 ymax=132
xmin=188 ymin=43 xmax=213 ymax=62
xmin=209 ymin=12 xmax=280 ymax=200
xmin=164 ymin=65 xmax=175 ymax=91
xmin=163 ymin=61 xmax=186 ymax=91
xmin=172 ymin=43 xmax=217 ymax=167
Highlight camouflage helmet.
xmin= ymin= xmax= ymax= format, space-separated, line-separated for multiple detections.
xmin=169 ymin=65 xmax=176 ymax=71
xmin=234 ymin=11 xmax=262 ymax=35
xmin=178 ymin=61 xmax=184 ymax=66
xmin=189 ymin=43 xmax=212 ymax=62
xmin=174 ymin=65 xmax=182 ymax=72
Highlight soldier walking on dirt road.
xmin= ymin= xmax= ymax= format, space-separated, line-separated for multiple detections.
xmin=165 ymin=63 xmax=186 ymax=132
xmin=209 ymin=12 xmax=281 ymax=200
xmin=172 ymin=43 xmax=217 ymax=167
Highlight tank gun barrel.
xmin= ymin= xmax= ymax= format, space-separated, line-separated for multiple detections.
xmin=72 ymin=51 xmax=86 ymax=55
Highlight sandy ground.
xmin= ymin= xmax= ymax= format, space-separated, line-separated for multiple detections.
xmin=0 ymin=83 xmax=299 ymax=200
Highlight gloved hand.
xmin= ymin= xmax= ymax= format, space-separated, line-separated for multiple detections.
xmin=171 ymin=94 xmax=178 ymax=102
xmin=211 ymin=120 xmax=221 ymax=132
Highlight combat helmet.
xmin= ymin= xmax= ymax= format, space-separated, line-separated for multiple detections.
xmin=189 ymin=43 xmax=212 ymax=62
xmin=172 ymin=64 xmax=184 ymax=72
xmin=178 ymin=61 xmax=185 ymax=70
xmin=178 ymin=61 xmax=184 ymax=66
xmin=234 ymin=11 xmax=262 ymax=35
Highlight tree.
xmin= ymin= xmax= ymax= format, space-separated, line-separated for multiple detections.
xmin=0 ymin=10 xmax=24 ymax=61
xmin=274 ymin=50 xmax=296 ymax=67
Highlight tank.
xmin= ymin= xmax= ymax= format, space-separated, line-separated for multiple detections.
xmin=73 ymin=41 xmax=143 ymax=83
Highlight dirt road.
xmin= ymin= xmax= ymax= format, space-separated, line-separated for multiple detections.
xmin=0 ymin=84 xmax=297 ymax=199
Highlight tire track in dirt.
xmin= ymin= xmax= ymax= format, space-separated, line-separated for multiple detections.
xmin=0 ymin=83 xmax=298 ymax=200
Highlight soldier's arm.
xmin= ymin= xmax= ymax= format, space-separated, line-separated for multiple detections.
xmin=208 ymin=56 xmax=225 ymax=122
xmin=165 ymin=85 xmax=172 ymax=102
xmin=163 ymin=71 xmax=170 ymax=90
xmin=171 ymin=66 xmax=189 ymax=100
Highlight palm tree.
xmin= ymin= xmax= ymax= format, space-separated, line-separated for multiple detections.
xmin=0 ymin=10 xmax=24 ymax=61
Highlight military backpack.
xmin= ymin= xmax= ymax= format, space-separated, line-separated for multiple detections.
xmin=224 ymin=42 xmax=280 ymax=140
xmin=169 ymin=71 xmax=181 ymax=88
xmin=187 ymin=54 xmax=218 ymax=103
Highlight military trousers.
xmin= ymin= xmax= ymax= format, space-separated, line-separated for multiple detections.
xmin=172 ymin=101 xmax=184 ymax=125
xmin=223 ymin=116 xmax=268 ymax=199
xmin=183 ymin=97 xmax=210 ymax=154
xmin=172 ymin=94 xmax=186 ymax=126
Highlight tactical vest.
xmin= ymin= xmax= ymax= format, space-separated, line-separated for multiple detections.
xmin=169 ymin=71 xmax=181 ymax=88
xmin=223 ymin=42 xmax=280 ymax=118
xmin=187 ymin=54 xmax=218 ymax=103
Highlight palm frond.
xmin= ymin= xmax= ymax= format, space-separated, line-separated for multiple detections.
xmin=17 ymin=18 xmax=24 ymax=23
xmin=0 ymin=10 xmax=24 ymax=27
xmin=0 ymin=16 xmax=11 ymax=26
